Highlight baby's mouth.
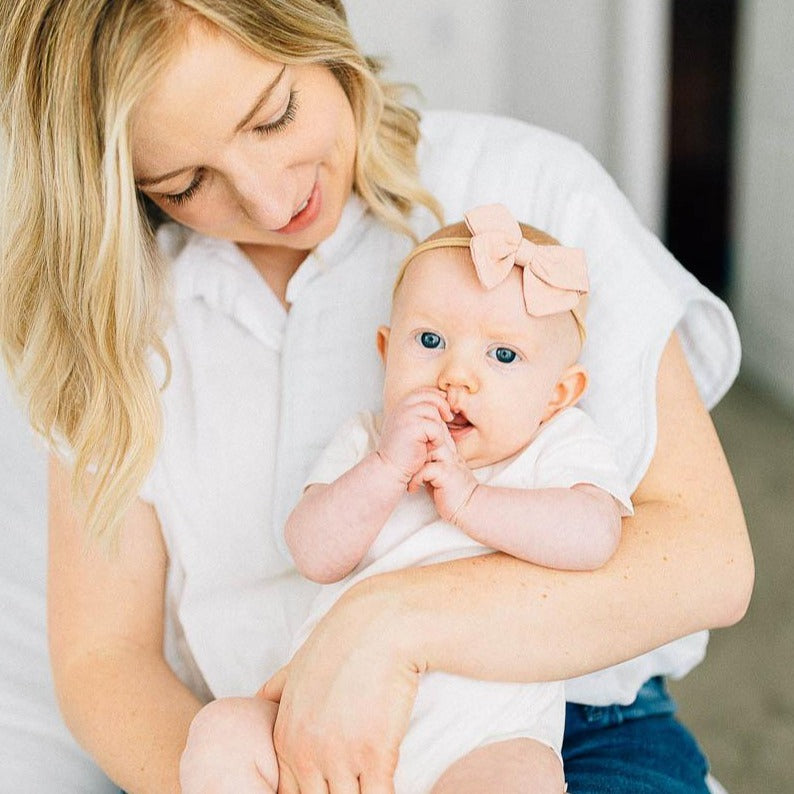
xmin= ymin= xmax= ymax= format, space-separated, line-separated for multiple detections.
xmin=446 ymin=411 xmax=473 ymax=436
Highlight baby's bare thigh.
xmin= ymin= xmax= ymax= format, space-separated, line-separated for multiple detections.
xmin=430 ymin=737 xmax=564 ymax=794
xmin=180 ymin=696 xmax=280 ymax=794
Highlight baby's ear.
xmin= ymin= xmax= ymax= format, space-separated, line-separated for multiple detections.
xmin=376 ymin=325 xmax=391 ymax=364
xmin=541 ymin=364 xmax=589 ymax=423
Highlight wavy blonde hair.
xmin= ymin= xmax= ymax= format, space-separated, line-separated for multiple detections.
xmin=0 ymin=0 xmax=442 ymax=546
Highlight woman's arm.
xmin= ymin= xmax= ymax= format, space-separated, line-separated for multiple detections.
xmin=263 ymin=333 xmax=753 ymax=792
xmin=48 ymin=457 xmax=202 ymax=794
xmin=408 ymin=332 xmax=752 ymax=681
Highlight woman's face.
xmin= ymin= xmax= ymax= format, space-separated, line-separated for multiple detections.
xmin=131 ymin=22 xmax=357 ymax=260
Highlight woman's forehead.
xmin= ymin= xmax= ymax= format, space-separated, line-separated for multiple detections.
xmin=130 ymin=22 xmax=283 ymax=177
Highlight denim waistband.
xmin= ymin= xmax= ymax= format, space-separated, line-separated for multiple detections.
xmin=564 ymin=676 xmax=677 ymax=735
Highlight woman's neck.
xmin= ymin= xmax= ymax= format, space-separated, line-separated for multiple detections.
xmin=238 ymin=243 xmax=310 ymax=309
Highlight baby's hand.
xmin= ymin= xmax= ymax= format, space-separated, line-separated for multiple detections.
xmin=377 ymin=389 xmax=453 ymax=484
xmin=412 ymin=440 xmax=479 ymax=524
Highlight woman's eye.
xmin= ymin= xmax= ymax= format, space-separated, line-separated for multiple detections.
xmin=417 ymin=331 xmax=444 ymax=350
xmin=253 ymin=90 xmax=299 ymax=136
xmin=161 ymin=170 xmax=205 ymax=206
xmin=489 ymin=346 xmax=519 ymax=364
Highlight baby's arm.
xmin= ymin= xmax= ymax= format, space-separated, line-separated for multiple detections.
xmin=418 ymin=442 xmax=623 ymax=571
xmin=285 ymin=456 xmax=407 ymax=584
xmin=285 ymin=389 xmax=453 ymax=583
xmin=456 ymin=481 xmax=622 ymax=570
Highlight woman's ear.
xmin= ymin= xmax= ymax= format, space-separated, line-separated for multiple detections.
xmin=541 ymin=364 xmax=589 ymax=423
xmin=376 ymin=325 xmax=391 ymax=364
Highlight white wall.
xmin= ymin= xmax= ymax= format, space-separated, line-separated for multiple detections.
xmin=344 ymin=0 xmax=671 ymax=234
xmin=732 ymin=0 xmax=794 ymax=410
xmin=345 ymin=1 xmax=513 ymax=114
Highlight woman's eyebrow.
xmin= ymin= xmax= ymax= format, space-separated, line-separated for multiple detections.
xmin=234 ymin=64 xmax=287 ymax=133
xmin=135 ymin=65 xmax=287 ymax=189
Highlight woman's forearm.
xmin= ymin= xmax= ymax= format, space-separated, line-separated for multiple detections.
xmin=362 ymin=497 xmax=749 ymax=685
xmin=47 ymin=459 xmax=202 ymax=794
xmin=346 ymin=333 xmax=753 ymax=683
xmin=55 ymin=646 xmax=202 ymax=794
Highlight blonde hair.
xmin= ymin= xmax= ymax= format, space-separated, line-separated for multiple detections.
xmin=0 ymin=0 xmax=442 ymax=546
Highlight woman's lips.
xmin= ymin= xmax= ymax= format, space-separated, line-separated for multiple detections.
xmin=277 ymin=182 xmax=321 ymax=234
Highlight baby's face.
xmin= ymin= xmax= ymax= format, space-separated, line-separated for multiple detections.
xmin=379 ymin=247 xmax=583 ymax=468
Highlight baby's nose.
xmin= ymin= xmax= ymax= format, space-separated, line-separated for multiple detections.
xmin=439 ymin=361 xmax=479 ymax=395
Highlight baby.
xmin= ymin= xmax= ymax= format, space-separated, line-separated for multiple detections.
xmin=180 ymin=204 xmax=633 ymax=794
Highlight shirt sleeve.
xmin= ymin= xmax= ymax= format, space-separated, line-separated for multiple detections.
xmin=303 ymin=411 xmax=379 ymax=488
xmin=531 ymin=409 xmax=634 ymax=516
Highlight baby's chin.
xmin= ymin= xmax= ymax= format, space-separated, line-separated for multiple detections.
xmin=462 ymin=443 xmax=528 ymax=471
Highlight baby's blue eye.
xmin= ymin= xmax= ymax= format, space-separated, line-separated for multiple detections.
xmin=417 ymin=331 xmax=444 ymax=349
xmin=490 ymin=347 xmax=518 ymax=364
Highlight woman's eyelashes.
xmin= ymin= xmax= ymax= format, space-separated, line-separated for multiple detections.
xmin=160 ymin=91 xmax=300 ymax=206
xmin=253 ymin=90 xmax=299 ymax=136
xmin=162 ymin=170 xmax=205 ymax=206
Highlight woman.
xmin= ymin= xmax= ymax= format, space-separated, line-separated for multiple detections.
xmin=0 ymin=2 xmax=753 ymax=793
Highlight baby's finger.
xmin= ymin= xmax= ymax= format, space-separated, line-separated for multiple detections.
xmin=424 ymin=414 xmax=456 ymax=445
xmin=428 ymin=437 xmax=456 ymax=463
xmin=416 ymin=461 xmax=444 ymax=486
xmin=399 ymin=389 xmax=453 ymax=421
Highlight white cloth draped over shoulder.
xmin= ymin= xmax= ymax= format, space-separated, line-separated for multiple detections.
xmin=141 ymin=110 xmax=740 ymax=705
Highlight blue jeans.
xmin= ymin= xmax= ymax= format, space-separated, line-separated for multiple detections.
xmin=562 ymin=677 xmax=711 ymax=793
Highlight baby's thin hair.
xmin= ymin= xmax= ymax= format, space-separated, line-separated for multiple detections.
xmin=392 ymin=219 xmax=589 ymax=343
xmin=393 ymin=220 xmax=563 ymax=295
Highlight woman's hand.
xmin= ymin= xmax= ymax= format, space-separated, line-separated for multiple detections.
xmin=260 ymin=582 xmax=422 ymax=794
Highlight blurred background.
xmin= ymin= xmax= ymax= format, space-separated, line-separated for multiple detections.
xmin=345 ymin=1 xmax=793 ymax=791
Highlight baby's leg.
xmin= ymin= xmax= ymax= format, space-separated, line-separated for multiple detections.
xmin=430 ymin=737 xmax=564 ymax=794
xmin=180 ymin=696 xmax=280 ymax=794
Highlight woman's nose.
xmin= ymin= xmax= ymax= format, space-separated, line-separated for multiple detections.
xmin=229 ymin=157 xmax=295 ymax=229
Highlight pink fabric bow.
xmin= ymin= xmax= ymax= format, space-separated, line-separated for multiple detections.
xmin=464 ymin=204 xmax=589 ymax=317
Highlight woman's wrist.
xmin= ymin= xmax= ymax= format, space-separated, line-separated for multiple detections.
xmin=338 ymin=567 xmax=436 ymax=675
xmin=338 ymin=556 xmax=513 ymax=682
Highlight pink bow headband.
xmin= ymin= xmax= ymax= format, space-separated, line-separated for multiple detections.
xmin=397 ymin=204 xmax=590 ymax=341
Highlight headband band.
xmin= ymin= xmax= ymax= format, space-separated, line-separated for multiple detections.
xmin=398 ymin=204 xmax=589 ymax=342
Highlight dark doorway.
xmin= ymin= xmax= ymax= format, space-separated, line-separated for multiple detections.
xmin=665 ymin=0 xmax=738 ymax=299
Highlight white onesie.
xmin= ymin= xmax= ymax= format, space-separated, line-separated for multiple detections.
xmin=290 ymin=406 xmax=633 ymax=794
